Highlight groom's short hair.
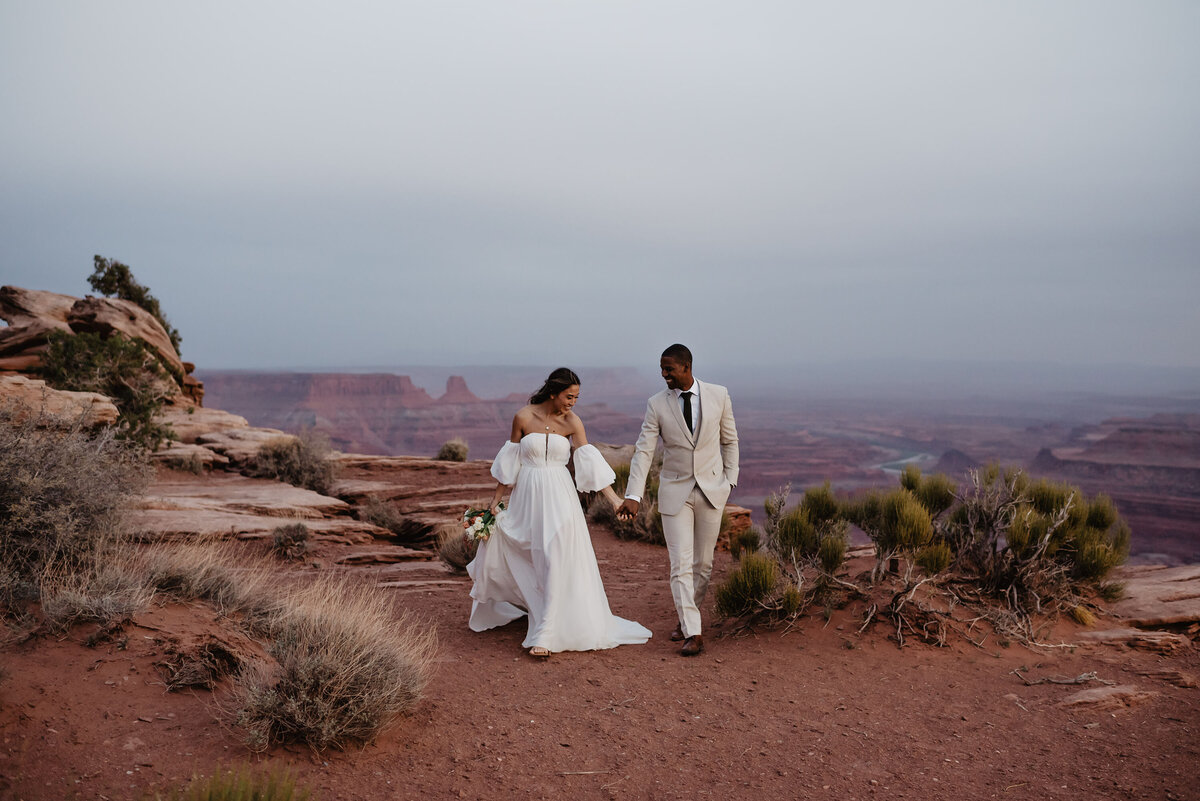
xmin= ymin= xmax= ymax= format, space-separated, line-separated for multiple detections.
xmin=661 ymin=343 xmax=692 ymax=367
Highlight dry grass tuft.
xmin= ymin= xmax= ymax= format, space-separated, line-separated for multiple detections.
xmin=437 ymin=523 xmax=477 ymax=572
xmin=141 ymin=542 xmax=281 ymax=624
xmin=149 ymin=764 xmax=313 ymax=800
xmin=435 ymin=437 xmax=468 ymax=462
xmin=235 ymin=577 xmax=435 ymax=751
xmin=40 ymin=552 xmax=154 ymax=635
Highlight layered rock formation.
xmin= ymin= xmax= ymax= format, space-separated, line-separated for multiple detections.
xmin=199 ymin=371 xmax=641 ymax=457
xmin=0 ymin=374 xmax=119 ymax=426
xmin=0 ymin=285 xmax=203 ymax=405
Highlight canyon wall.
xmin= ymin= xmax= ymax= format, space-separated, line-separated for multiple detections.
xmin=199 ymin=370 xmax=640 ymax=458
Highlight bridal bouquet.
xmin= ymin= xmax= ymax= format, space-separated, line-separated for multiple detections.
xmin=462 ymin=502 xmax=505 ymax=543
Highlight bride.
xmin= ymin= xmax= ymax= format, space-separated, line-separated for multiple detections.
xmin=466 ymin=368 xmax=652 ymax=658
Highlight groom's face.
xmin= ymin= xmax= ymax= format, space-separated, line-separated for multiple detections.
xmin=660 ymin=356 xmax=692 ymax=391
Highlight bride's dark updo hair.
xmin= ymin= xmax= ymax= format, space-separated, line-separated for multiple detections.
xmin=530 ymin=367 xmax=581 ymax=404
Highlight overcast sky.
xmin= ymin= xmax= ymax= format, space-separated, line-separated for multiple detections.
xmin=1 ymin=2 xmax=1197 ymax=375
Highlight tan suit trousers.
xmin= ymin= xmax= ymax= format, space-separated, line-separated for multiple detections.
xmin=662 ymin=484 xmax=724 ymax=637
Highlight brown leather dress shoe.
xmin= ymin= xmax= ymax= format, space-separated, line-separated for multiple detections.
xmin=680 ymin=635 xmax=704 ymax=656
xmin=670 ymin=624 xmax=685 ymax=642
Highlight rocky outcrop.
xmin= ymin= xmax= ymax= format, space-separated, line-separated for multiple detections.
xmin=0 ymin=374 xmax=119 ymax=426
xmin=1057 ymin=685 xmax=1159 ymax=711
xmin=0 ymin=285 xmax=204 ymax=405
xmin=154 ymin=405 xmax=249 ymax=444
xmin=1110 ymin=563 xmax=1200 ymax=627
xmin=0 ymin=287 xmax=75 ymax=368
xmin=66 ymin=295 xmax=185 ymax=378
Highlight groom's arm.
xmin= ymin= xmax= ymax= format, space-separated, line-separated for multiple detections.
xmin=625 ymin=398 xmax=660 ymax=502
xmin=719 ymin=390 xmax=739 ymax=488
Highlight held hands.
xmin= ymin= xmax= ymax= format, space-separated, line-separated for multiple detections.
xmin=615 ymin=498 xmax=640 ymax=521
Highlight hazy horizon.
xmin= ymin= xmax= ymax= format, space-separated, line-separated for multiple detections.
xmin=3 ymin=3 xmax=1198 ymax=372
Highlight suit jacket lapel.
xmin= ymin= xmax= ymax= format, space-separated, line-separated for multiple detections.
xmin=662 ymin=388 xmax=696 ymax=446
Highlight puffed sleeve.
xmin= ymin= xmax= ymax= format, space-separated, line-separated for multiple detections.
xmin=572 ymin=444 xmax=617 ymax=492
xmin=490 ymin=441 xmax=521 ymax=485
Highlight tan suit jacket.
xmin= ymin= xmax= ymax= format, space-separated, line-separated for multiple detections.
xmin=627 ymin=380 xmax=739 ymax=516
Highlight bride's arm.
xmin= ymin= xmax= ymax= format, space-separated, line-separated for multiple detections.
xmin=570 ymin=414 xmax=622 ymax=510
xmin=489 ymin=413 xmax=526 ymax=513
xmin=598 ymin=485 xmax=622 ymax=510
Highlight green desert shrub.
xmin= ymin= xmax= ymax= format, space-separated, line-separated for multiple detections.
xmin=39 ymin=329 xmax=176 ymax=450
xmin=235 ymin=578 xmax=435 ymax=751
xmin=915 ymin=541 xmax=953 ymax=576
xmin=611 ymin=460 xmax=659 ymax=503
xmin=801 ymin=482 xmax=841 ymax=528
xmin=775 ymin=508 xmax=819 ymax=559
xmin=714 ymin=550 xmax=778 ymax=618
xmin=0 ymin=408 xmax=151 ymax=603
xmin=730 ymin=525 xmax=762 ymax=559
xmin=435 ymin=437 xmax=468 ymax=462
xmin=251 ymin=431 xmax=336 ymax=495
xmin=271 ymin=523 xmax=312 ymax=561
xmin=949 ymin=464 xmax=1131 ymax=608
xmin=818 ymin=531 xmax=849 ymax=575
xmin=89 ymin=254 xmax=183 ymax=354
xmin=149 ymin=765 xmax=313 ymax=801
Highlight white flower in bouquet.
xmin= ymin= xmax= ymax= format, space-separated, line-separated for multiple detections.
xmin=462 ymin=502 xmax=505 ymax=542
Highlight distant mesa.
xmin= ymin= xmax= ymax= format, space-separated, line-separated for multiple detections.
xmin=934 ymin=448 xmax=978 ymax=474
xmin=440 ymin=376 xmax=479 ymax=404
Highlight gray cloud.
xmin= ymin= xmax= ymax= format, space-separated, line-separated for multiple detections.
xmin=2 ymin=1 xmax=1197 ymax=373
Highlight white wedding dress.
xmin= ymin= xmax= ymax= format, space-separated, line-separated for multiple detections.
xmin=466 ymin=433 xmax=652 ymax=652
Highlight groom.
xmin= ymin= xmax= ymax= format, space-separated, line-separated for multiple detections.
xmin=617 ymin=344 xmax=739 ymax=656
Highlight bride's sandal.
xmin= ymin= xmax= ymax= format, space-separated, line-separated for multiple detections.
xmin=529 ymin=646 xmax=551 ymax=659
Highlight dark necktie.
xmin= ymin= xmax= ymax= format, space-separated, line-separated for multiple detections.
xmin=682 ymin=390 xmax=693 ymax=433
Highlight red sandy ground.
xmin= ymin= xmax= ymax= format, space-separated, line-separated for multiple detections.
xmin=3 ymin=530 xmax=1198 ymax=801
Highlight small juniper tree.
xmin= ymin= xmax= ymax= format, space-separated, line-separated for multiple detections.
xmin=89 ymin=255 xmax=182 ymax=354
xmin=39 ymin=330 xmax=176 ymax=450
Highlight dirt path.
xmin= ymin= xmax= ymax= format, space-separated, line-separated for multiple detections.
xmin=3 ymin=516 xmax=1198 ymax=801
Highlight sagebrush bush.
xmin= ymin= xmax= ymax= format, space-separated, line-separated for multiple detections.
xmin=435 ymin=437 xmax=469 ymax=462
xmin=251 ymin=431 xmax=336 ymax=495
xmin=0 ymin=408 xmax=151 ymax=602
xmin=271 ymin=523 xmax=312 ymax=561
xmin=235 ymin=578 xmax=435 ymax=751
xmin=714 ymin=550 xmax=778 ymax=617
